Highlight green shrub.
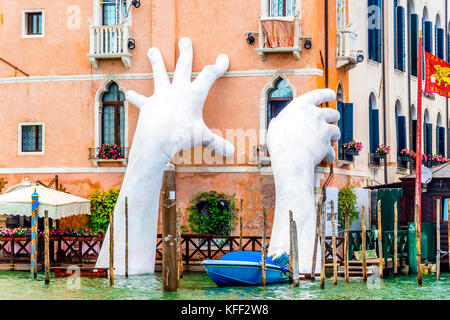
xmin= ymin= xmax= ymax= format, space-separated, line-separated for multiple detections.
xmin=88 ymin=188 xmax=120 ymax=232
xmin=185 ymin=191 xmax=238 ymax=236
xmin=338 ymin=186 xmax=359 ymax=232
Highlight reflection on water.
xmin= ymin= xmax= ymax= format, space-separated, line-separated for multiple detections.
xmin=0 ymin=271 xmax=448 ymax=300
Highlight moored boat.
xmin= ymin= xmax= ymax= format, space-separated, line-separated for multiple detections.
xmin=202 ymin=251 xmax=289 ymax=286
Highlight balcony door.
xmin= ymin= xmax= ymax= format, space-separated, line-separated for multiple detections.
xmin=269 ymin=0 xmax=296 ymax=17
xmin=102 ymin=0 xmax=126 ymax=26
xmin=102 ymin=82 xmax=126 ymax=147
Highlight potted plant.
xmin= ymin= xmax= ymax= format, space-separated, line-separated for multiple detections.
xmin=337 ymin=187 xmax=359 ymax=236
xmin=97 ymin=144 xmax=124 ymax=160
xmin=400 ymin=149 xmax=415 ymax=162
xmin=375 ymin=144 xmax=391 ymax=159
xmin=343 ymin=140 xmax=363 ymax=156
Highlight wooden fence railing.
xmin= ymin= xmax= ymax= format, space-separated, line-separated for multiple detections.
xmin=1 ymin=234 xmax=345 ymax=269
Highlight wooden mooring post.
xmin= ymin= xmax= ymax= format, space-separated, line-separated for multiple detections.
xmin=331 ymin=201 xmax=338 ymax=285
xmin=109 ymin=209 xmax=114 ymax=286
xmin=9 ymin=236 xmax=14 ymax=271
xmin=436 ymin=198 xmax=440 ymax=281
xmin=320 ymin=204 xmax=326 ymax=289
xmin=261 ymin=208 xmax=267 ymax=286
xmin=394 ymin=201 xmax=398 ymax=278
xmin=289 ymin=211 xmax=294 ymax=284
xmin=344 ymin=206 xmax=349 ymax=283
xmin=289 ymin=210 xmax=299 ymax=287
xmin=311 ymin=204 xmax=321 ymax=281
xmin=125 ymin=197 xmax=128 ymax=278
xmin=176 ymin=202 xmax=183 ymax=283
xmin=414 ymin=202 xmax=422 ymax=285
xmin=162 ymin=166 xmax=178 ymax=292
xmin=377 ymin=200 xmax=384 ymax=279
xmin=239 ymin=198 xmax=243 ymax=251
xmin=44 ymin=210 xmax=50 ymax=284
xmin=361 ymin=205 xmax=367 ymax=282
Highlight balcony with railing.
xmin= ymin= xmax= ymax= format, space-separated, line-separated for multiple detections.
xmin=256 ymin=12 xmax=302 ymax=60
xmin=88 ymin=24 xmax=133 ymax=69
xmin=88 ymin=146 xmax=130 ymax=167
xmin=336 ymin=29 xmax=363 ymax=69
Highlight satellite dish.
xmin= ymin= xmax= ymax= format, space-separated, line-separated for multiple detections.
xmin=421 ymin=166 xmax=433 ymax=184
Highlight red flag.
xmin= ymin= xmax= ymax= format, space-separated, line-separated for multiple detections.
xmin=424 ymin=51 xmax=450 ymax=97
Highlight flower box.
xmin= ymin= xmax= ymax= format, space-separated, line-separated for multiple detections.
xmin=344 ymin=149 xmax=360 ymax=156
xmin=374 ymin=153 xmax=387 ymax=159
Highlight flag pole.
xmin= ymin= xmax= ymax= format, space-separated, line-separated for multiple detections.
xmin=415 ymin=30 xmax=423 ymax=286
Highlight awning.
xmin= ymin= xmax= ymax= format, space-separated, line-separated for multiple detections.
xmin=0 ymin=185 xmax=91 ymax=219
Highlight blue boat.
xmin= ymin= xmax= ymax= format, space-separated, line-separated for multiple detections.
xmin=202 ymin=251 xmax=289 ymax=286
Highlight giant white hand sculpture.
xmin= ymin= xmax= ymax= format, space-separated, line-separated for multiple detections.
xmin=266 ymin=89 xmax=340 ymax=274
xmin=95 ymin=38 xmax=235 ymax=275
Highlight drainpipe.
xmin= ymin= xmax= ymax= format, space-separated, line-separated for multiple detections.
xmin=381 ymin=0 xmax=388 ymax=184
xmin=325 ymin=0 xmax=329 ymax=90
xmin=407 ymin=0 xmax=412 ymax=174
xmin=446 ymin=0 xmax=449 ymax=157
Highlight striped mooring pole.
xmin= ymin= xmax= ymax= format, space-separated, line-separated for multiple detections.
xmin=30 ymin=188 xmax=39 ymax=278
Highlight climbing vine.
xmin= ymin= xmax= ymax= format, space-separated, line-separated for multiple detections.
xmin=88 ymin=188 xmax=120 ymax=232
xmin=185 ymin=191 xmax=238 ymax=236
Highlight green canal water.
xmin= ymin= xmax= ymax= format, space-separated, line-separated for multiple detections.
xmin=0 ymin=271 xmax=448 ymax=300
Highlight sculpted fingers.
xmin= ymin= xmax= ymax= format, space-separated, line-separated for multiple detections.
xmin=193 ymin=54 xmax=229 ymax=95
xmin=125 ymin=91 xmax=150 ymax=109
xmin=298 ymin=89 xmax=336 ymax=107
xmin=322 ymin=107 xmax=340 ymax=123
xmin=328 ymin=124 xmax=341 ymax=143
xmin=203 ymin=128 xmax=235 ymax=158
xmin=324 ymin=146 xmax=336 ymax=165
xmin=173 ymin=37 xmax=193 ymax=86
xmin=147 ymin=47 xmax=170 ymax=91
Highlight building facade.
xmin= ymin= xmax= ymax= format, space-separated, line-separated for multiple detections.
xmin=0 ymin=0 xmax=374 ymax=233
xmin=348 ymin=0 xmax=450 ymax=187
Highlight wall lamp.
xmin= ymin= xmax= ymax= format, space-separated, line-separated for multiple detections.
xmin=357 ymin=53 xmax=365 ymax=63
xmin=132 ymin=0 xmax=141 ymax=8
xmin=128 ymin=38 xmax=136 ymax=50
xmin=244 ymin=32 xmax=258 ymax=45
xmin=302 ymin=37 xmax=312 ymax=49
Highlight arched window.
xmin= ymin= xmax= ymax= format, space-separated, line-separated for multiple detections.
xmin=102 ymin=82 xmax=126 ymax=146
xmin=410 ymin=104 xmax=417 ymax=152
xmin=437 ymin=113 xmax=445 ymax=155
xmin=409 ymin=2 xmax=419 ymax=76
xmin=269 ymin=0 xmax=296 ymax=17
xmin=395 ymin=100 xmax=407 ymax=158
xmin=267 ymin=78 xmax=293 ymax=126
xmin=369 ymin=93 xmax=379 ymax=154
xmin=394 ymin=1 xmax=405 ymax=71
xmin=423 ymin=109 xmax=432 ymax=155
xmin=435 ymin=14 xmax=445 ymax=60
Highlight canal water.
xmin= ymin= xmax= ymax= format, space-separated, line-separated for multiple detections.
xmin=0 ymin=271 xmax=448 ymax=300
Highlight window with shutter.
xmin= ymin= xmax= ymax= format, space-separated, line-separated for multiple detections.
xmin=395 ymin=6 xmax=405 ymax=71
xmin=102 ymin=82 xmax=126 ymax=146
xmin=369 ymin=96 xmax=380 ymax=154
xmin=410 ymin=13 xmax=419 ymax=76
xmin=368 ymin=0 xmax=382 ymax=62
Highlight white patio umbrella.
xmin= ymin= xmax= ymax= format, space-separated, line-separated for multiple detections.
xmin=0 ymin=185 xmax=91 ymax=219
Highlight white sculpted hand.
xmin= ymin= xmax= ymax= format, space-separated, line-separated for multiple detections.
xmin=126 ymin=37 xmax=235 ymax=159
xmin=96 ymin=38 xmax=234 ymax=275
xmin=267 ymin=89 xmax=340 ymax=274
